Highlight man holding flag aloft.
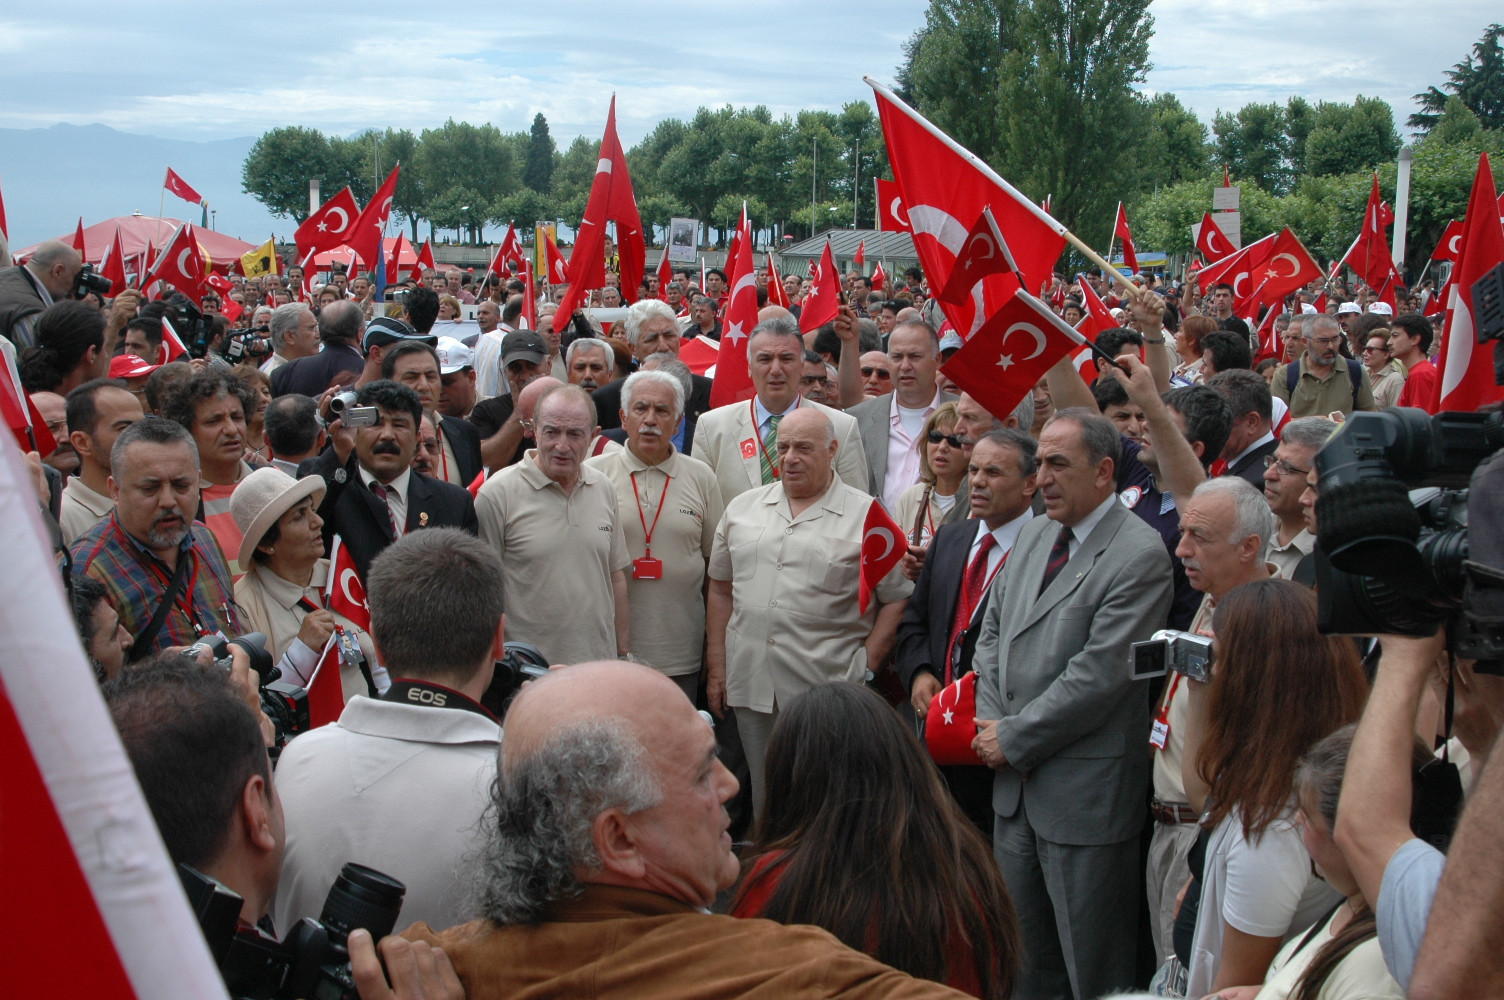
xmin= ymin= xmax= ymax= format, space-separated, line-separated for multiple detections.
xmin=706 ymin=405 xmax=911 ymax=820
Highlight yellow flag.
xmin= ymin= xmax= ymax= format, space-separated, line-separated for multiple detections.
xmin=241 ymin=238 xmax=278 ymax=278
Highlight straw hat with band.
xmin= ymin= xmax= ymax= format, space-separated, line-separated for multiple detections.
xmin=230 ymin=467 xmax=327 ymax=570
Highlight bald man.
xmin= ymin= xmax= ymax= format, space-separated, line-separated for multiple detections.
xmin=706 ymin=407 xmax=911 ymax=816
xmin=1 ymin=240 xmax=83 ymax=349
xmin=404 ymin=661 xmax=969 ymax=999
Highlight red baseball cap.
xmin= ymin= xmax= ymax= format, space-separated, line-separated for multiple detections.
xmin=109 ymin=354 xmax=160 ymax=379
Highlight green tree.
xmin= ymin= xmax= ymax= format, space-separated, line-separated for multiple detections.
xmin=242 ymin=126 xmax=345 ymax=221
xmin=1213 ymin=102 xmax=1291 ymax=194
xmin=1139 ymin=92 xmax=1209 ymax=188
xmin=524 ymin=113 xmax=555 ymax=193
xmin=1411 ymin=23 xmax=1504 ymax=132
xmin=415 ymin=120 xmax=516 ymax=242
xmin=1283 ymin=97 xmax=1314 ymax=178
xmin=1303 ymin=96 xmax=1400 ymax=177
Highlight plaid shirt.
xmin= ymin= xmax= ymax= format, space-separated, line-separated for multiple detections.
xmin=69 ymin=512 xmax=243 ymax=656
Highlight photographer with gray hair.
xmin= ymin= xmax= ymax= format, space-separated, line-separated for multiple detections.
xmin=272 ymin=527 xmax=506 ymax=932
xmin=591 ymin=298 xmax=713 ymax=431
xmin=400 ymin=660 xmax=971 ymax=999
xmin=261 ymin=302 xmax=319 ymax=377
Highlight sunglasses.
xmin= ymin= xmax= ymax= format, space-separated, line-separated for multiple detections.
xmin=1362 ymin=345 xmax=1390 ymax=354
xmin=861 ymin=366 xmax=891 ymax=380
xmin=927 ymin=430 xmax=966 ymax=447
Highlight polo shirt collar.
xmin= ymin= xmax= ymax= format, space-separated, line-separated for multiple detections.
xmin=764 ymin=472 xmax=848 ymax=518
xmin=65 ymin=476 xmax=114 ymax=516
xmin=518 ymin=451 xmax=595 ymax=492
xmin=620 ymin=445 xmax=678 ymax=474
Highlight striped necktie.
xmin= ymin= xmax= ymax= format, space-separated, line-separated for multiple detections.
xmin=758 ymin=413 xmax=782 ymax=485
xmin=1038 ymin=525 xmax=1074 ymax=595
xmin=369 ymin=482 xmax=400 ymax=539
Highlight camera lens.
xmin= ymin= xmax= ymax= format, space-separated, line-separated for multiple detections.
xmin=319 ymin=863 xmax=406 ymax=947
xmin=226 ymin=632 xmax=275 ymax=681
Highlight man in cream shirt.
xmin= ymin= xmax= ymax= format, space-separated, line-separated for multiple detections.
xmin=59 ymin=379 xmax=143 ymax=544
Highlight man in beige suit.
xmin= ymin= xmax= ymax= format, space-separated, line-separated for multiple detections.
xmin=691 ymin=316 xmax=868 ymax=508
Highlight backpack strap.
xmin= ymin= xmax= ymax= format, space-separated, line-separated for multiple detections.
xmin=1285 ymin=358 xmax=1301 ymax=394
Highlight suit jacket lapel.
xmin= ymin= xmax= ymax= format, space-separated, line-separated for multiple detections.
xmin=405 ymin=474 xmax=435 ymax=532
xmin=1018 ymin=504 xmax=1125 ymax=632
xmin=737 ymin=403 xmax=763 ymax=490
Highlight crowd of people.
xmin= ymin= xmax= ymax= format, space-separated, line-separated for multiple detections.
xmin=3 ymin=232 xmax=1501 ymax=1000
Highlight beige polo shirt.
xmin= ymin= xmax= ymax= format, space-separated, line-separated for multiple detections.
xmin=59 ymin=476 xmax=115 ymax=545
xmin=1272 ymin=359 xmax=1375 ymax=418
xmin=708 ymin=474 xmax=913 ymax=714
xmin=475 ymin=453 xmax=630 ymax=666
xmin=586 ymin=446 xmax=724 ymax=677
xmin=1268 ymin=528 xmax=1315 ymax=581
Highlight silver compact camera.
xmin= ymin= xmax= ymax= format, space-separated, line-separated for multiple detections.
xmin=329 ymin=391 xmax=379 ymax=428
xmin=1130 ymin=629 xmax=1214 ymax=682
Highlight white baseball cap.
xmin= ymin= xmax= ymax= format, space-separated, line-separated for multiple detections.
xmin=1336 ymin=301 xmax=1362 ymax=315
xmin=1367 ymin=301 xmax=1394 ymax=316
xmin=436 ymin=336 xmax=475 ymax=374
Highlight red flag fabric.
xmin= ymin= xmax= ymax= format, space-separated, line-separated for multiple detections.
xmin=876 ymin=178 xmax=910 ymax=234
xmin=100 ymin=226 xmax=128 ymax=298
xmin=657 ymin=249 xmax=675 ymax=300
xmin=385 ymin=232 xmax=407 ymax=287
xmin=1196 ymin=232 xmax=1277 ymax=299
xmin=72 ymin=217 xmax=87 ymax=259
xmin=1435 ymin=153 xmax=1504 ymax=413
xmin=521 ymin=260 xmax=538 ymax=331
xmin=412 ymin=239 xmax=435 ymax=284
xmin=925 ymin=673 xmax=985 ymax=766
xmin=347 ymin=165 xmax=400 ymax=269
xmin=144 ymin=224 xmax=207 ymax=307
xmin=854 ymin=240 xmax=866 ymax=268
xmin=1223 ymin=164 xmax=1232 ymax=187
xmin=1423 ymin=277 xmax=1449 ymax=317
xmin=1075 ymin=273 xmax=1117 ymax=341
xmin=159 ymin=317 xmax=188 ymax=363
xmin=872 ymin=261 xmax=886 ymax=291
xmin=941 ymin=288 xmax=1087 ymax=423
xmin=543 ymin=230 xmax=569 ymax=285
xmin=467 ymin=469 xmax=489 ymax=498
xmin=1196 ymin=212 xmax=1235 ymax=263
xmin=489 ymin=225 xmax=526 ymax=279
xmin=553 ymin=97 xmax=646 ymax=330
xmin=1431 ymin=219 xmax=1465 ymax=263
xmin=1338 ymin=174 xmax=1399 ymax=294
xmin=859 ymin=500 xmax=907 ymax=614
xmin=938 ymin=207 xmax=1022 ymax=307
xmin=709 ymin=233 xmax=758 ymax=408
xmin=869 ymin=79 xmax=1067 ymax=336
xmin=1237 ymin=228 xmax=1323 ymax=315
xmin=294 ymin=186 xmax=359 ymax=259
xmin=305 ymin=633 xmax=346 ymax=729
xmin=1113 ymin=203 xmax=1139 ymax=275
xmin=1254 ymin=302 xmax=1285 ymax=364
xmin=798 ymin=241 xmax=840 ymax=334
xmin=0 ymin=345 xmax=37 ymax=453
xmin=0 ymin=170 xmax=7 ymax=242
xmin=678 ymin=335 xmax=719 ymax=375
xmin=163 ymin=167 xmax=204 ymax=206
xmin=325 ymin=534 xmax=370 ymax=631
xmin=764 ymin=253 xmax=789 ymax=309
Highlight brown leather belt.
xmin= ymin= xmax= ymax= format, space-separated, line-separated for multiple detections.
xmin=1151 ymin=799 xmax=1199 ymax=825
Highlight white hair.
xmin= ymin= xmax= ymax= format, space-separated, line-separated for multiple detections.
xmin=621 ymin=369 xmax=685 ymax=420
xmin=621 ymin=298 xmax=678 ymax=347
xmin=1192 ymin=476 xmax=1276 ymax=559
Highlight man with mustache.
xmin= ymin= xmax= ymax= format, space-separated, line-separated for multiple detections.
xmin=70 ymin=416 xmax=245 ymax=659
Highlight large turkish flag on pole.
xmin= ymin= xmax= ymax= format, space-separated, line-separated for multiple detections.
xmin=709 ymin=233 xmax=758 ymax=408
xmin=347 ymin=165 xmax=400 ymax=269
xmin=295 ymin=186 xmax=359 ymax=259
xmin=1435 ymin=154 xmax=1504 ymax=413
xmin=941 ymin=287 xmax=1087 ymax=423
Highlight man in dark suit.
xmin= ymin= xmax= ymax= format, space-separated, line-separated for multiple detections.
xmin=1207 ymin=369 xmax=1277 ymax=492
xmin=592 ymin=299 xmax=712 ymax=430
xmin=972 ymin=408 xmax=1173 ymax=1000
xmin=846 ymin=318 xmax=955 ymax=507
xmin=896 ymin=428 xmax=1038 ymax=832
xmin=269 ymin=300 xmax=367 ymax=398
xmin=380 ymin=340 xmax=483 ymax=488
xmin=299 ymin=380 xmax=478 ymax=581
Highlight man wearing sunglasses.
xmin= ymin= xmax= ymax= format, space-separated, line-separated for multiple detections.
xmin=848 ymin=319 xmax=956 ymax=511
xmin=858 ymin=351 xmax=890 ymax=398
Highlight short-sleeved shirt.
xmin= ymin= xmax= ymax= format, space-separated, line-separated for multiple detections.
xmin=474 ymin=454 xmax=630 ymax=666
xmin=468 ymin=394 xmax=528 ymax=468
xmin=1396 ymin=358 xmax=1437 ymax=413
xmin=708 ymin=474 xmax=913 ymax=713
xmin=59 ymin=476 xmax=114 ymax=545
xmin=585 ymin=446 xmax=724 ymax=677
xmin=1272 ymin=358 xmax=1375 ymax=418
xmin=1376 ymin=837 xmax=1445 ymax=990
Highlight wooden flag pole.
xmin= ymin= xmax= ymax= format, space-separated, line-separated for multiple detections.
xmin=1062 ymin=229 xmax=1141 ymax=300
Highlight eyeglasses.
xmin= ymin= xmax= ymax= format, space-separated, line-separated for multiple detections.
xmin=799 ymin=375 xmax=829 ymax=386
xmin=1264 ymin=454 xmax=1311 ymax=477
xmin=1362 ymin=345 xmax=1390 ymax=354
xmin=1308 ymin=336 xmax=1343 ymax=347
xmin=926 ymin=429 xmax=965 ymax=447
xmin=861 ymin=366 xmax=891 ymax=380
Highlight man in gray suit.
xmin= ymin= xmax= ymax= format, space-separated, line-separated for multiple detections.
xmin=972 ymin=407 xmax=1174 ymax=1000
xmin=846 ymin=318 xmax=955 ymax=510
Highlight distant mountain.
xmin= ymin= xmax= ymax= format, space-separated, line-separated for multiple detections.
xmin=0 ymin=123 xmax=290 ymax=247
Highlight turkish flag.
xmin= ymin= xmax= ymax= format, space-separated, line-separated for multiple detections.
xmin=347 ymin=165 xmax=400 ymax=269
xmin=295 ymin=186 xmax=359 ymax=259
xmin=467 ymin=469 xmax=489 ymax=498
xmin=925 ymin=673 xmax=985 ymax=766
xmin=144 ymin=223 xmax=207 ymax=307
xmin=1254 ymin=302 xmax=1285 ymax=363
xmin=0 ymin=344 xmax=42 ymax=453
xmin=553 ymin=97 xmax=646 ymax=331
xmin=657 ymin=249 xmax=675 ymax=300
xmin=678 ymin=335 xmax=719 ymax=375
xmin=72 ymin=217 xmax=87 ymax=260
xmin=798 ymin=241 xmax=840 ymax=334
xmin=1434 ymin=153 xmax=1504 ymax=413
xmin=1114 ymin=203 xmax=1139 ymax=274
xmin=854 ymin=240 xmax=866 ymax=268
xmin=325 ymin=534 xmax=371 ymax=631
xmin=764 ymin=252 xmax=789 ymax=309
xmin=1237 ymin=228 xmax=1322 ymax=315
xmin=1431 ymin=219 xmax=1465 ymax=263
xmin=489 ymin=224 xmax=526 ymax=278
xmin=1075 ymin=272 xmax=1118 ymax=340
xmin=859 ymin=500 xmax=906 ymax=613
xmin=941 ymin=287 xmax=1086 ymax=424
xmin=413 ymin=239 xmax=436 ymax=284
xmin=875 ymin=177 xmax=910 ymax=233
xmin=163 ymin=167 xmax=203 ymax=206
xmin=159 ymin=317 xmax=188 ymax=363
xmin=521 ymin=260 xmax=538 ymax=331
xmin=1196 ymin=212 xmax=1235 ymax=263
xmin=1423 ymin=277 xmax=1449 ymax=317
xmin=872 ymin=261 xmax=886 ymax=291
xmin=1338 ymin=173 xmax=1399 ymax=293
xmin=938 ymin=207 xmax=1022 ymax=307
xmin=305 ymin=633 xmax=347 ymax=729
xmin=870 ymin=78 xmax=1066 ymax=336
xmin=385 ymin=232 xmax=408 ymax=287
xmin=100 ymin=225 xmax=127 ymax=298
xmin=1196 ymin=231 xmax=1276 ymax=300
xmin=543 ymin=229 xmax=569 ymax=284
xmin=709 ymin=233 xmax=758 ymax=407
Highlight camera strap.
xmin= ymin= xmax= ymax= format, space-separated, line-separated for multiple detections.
xmin=129 ymin=544 xmax=195 ymax=661
xmin=382 ymin=679 xmax=497 ymax=722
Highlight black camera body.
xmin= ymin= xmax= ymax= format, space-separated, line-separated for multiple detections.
xmin=188 ymin=631 xmax=311 ymax=746
xmin=181 ymin=862 xmax=405 ymax=1000
xmin=480 ymin=640 xmax=550 ymax=717
xmin=226 ymin=326 xmax=273 ymax=364
xmin=73 ymin=262 xmax=113 ymax=299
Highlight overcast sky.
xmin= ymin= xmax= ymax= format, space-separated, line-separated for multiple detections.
xmin=2 ymin=2 xmax=1497 ymax=146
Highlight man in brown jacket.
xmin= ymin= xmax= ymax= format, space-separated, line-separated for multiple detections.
xmin=403 ymin=661 xmax=969 ymax=999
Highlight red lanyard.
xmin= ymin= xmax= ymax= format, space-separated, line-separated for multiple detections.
xmin=750 ymin=398 xmax=797 ymax=478
xmin=143 ymin=543 xmax=204 ymax=633
xmin=629 ymin=471 xmax=672 ymax=557
xmin=435 ymin=421 xmax=451 ymax=482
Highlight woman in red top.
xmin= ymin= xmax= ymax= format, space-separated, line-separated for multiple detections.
xmin=728 ymin=683 xmax=1018 ymax=999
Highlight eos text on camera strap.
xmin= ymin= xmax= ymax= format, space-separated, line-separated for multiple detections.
xmin=381 ymin=679 xmax=497 ymax=722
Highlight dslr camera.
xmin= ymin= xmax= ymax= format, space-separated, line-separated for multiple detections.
xmin=181 ymin=861 xmax=405 ymax=1000
xmin=480 ymin=640 xmax=549 ymax=717
xmin=73 ymin=263 xmax=113 ymax=300
xmin=1131 ymin=629 xmax=1214 ymax=683
xmin=188 ymin=631 xmax=311 ymax=747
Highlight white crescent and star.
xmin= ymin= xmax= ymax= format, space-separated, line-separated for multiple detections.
xmin=1232 ymin=271 xmax=1251 ymax=298
xmin=908 ymin=205 xmax=969 ymax=255
xmin=339 ymin=568 xmax=366 ymax=607
xmin=890 ymin=197 xmax=910 ymax=228
xmin=965 ymin=233 xmax=996 ymax=263
xmin=326 ymin=206 xmax=350 ymax=233
xmin=176 ymin=247 xmax=195 ymax=275
xmin=1000 ymin=322 xmax=1047 ymax=361
xmin=864 ymin=525 xmax=896 ymax=562
xmin=1270 ymin=252 xmax=1301 ymax=278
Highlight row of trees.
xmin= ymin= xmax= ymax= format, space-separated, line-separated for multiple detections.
xmin=243 ymin=8 xmax=1504 ymax=280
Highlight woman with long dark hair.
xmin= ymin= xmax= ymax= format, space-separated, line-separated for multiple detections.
xmin=19 ymin=299 xmax=106 ymax=394
xmin=1180 ymin=579 xmax=1370 ymax=997
xmin=729 ymin=683 xmax=1019 ymax=999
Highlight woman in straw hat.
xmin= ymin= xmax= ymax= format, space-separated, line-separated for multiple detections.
xmin=230 ymin=467 xmax=385 ymax=702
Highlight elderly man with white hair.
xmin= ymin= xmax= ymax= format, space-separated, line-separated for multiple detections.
xmin=260 ymin=302 xmax=319 ymax=375
xmin=590 ymin=298 xmax=714 ymax=431
xmin=586 ymin=370 xmax=723 ymax=702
